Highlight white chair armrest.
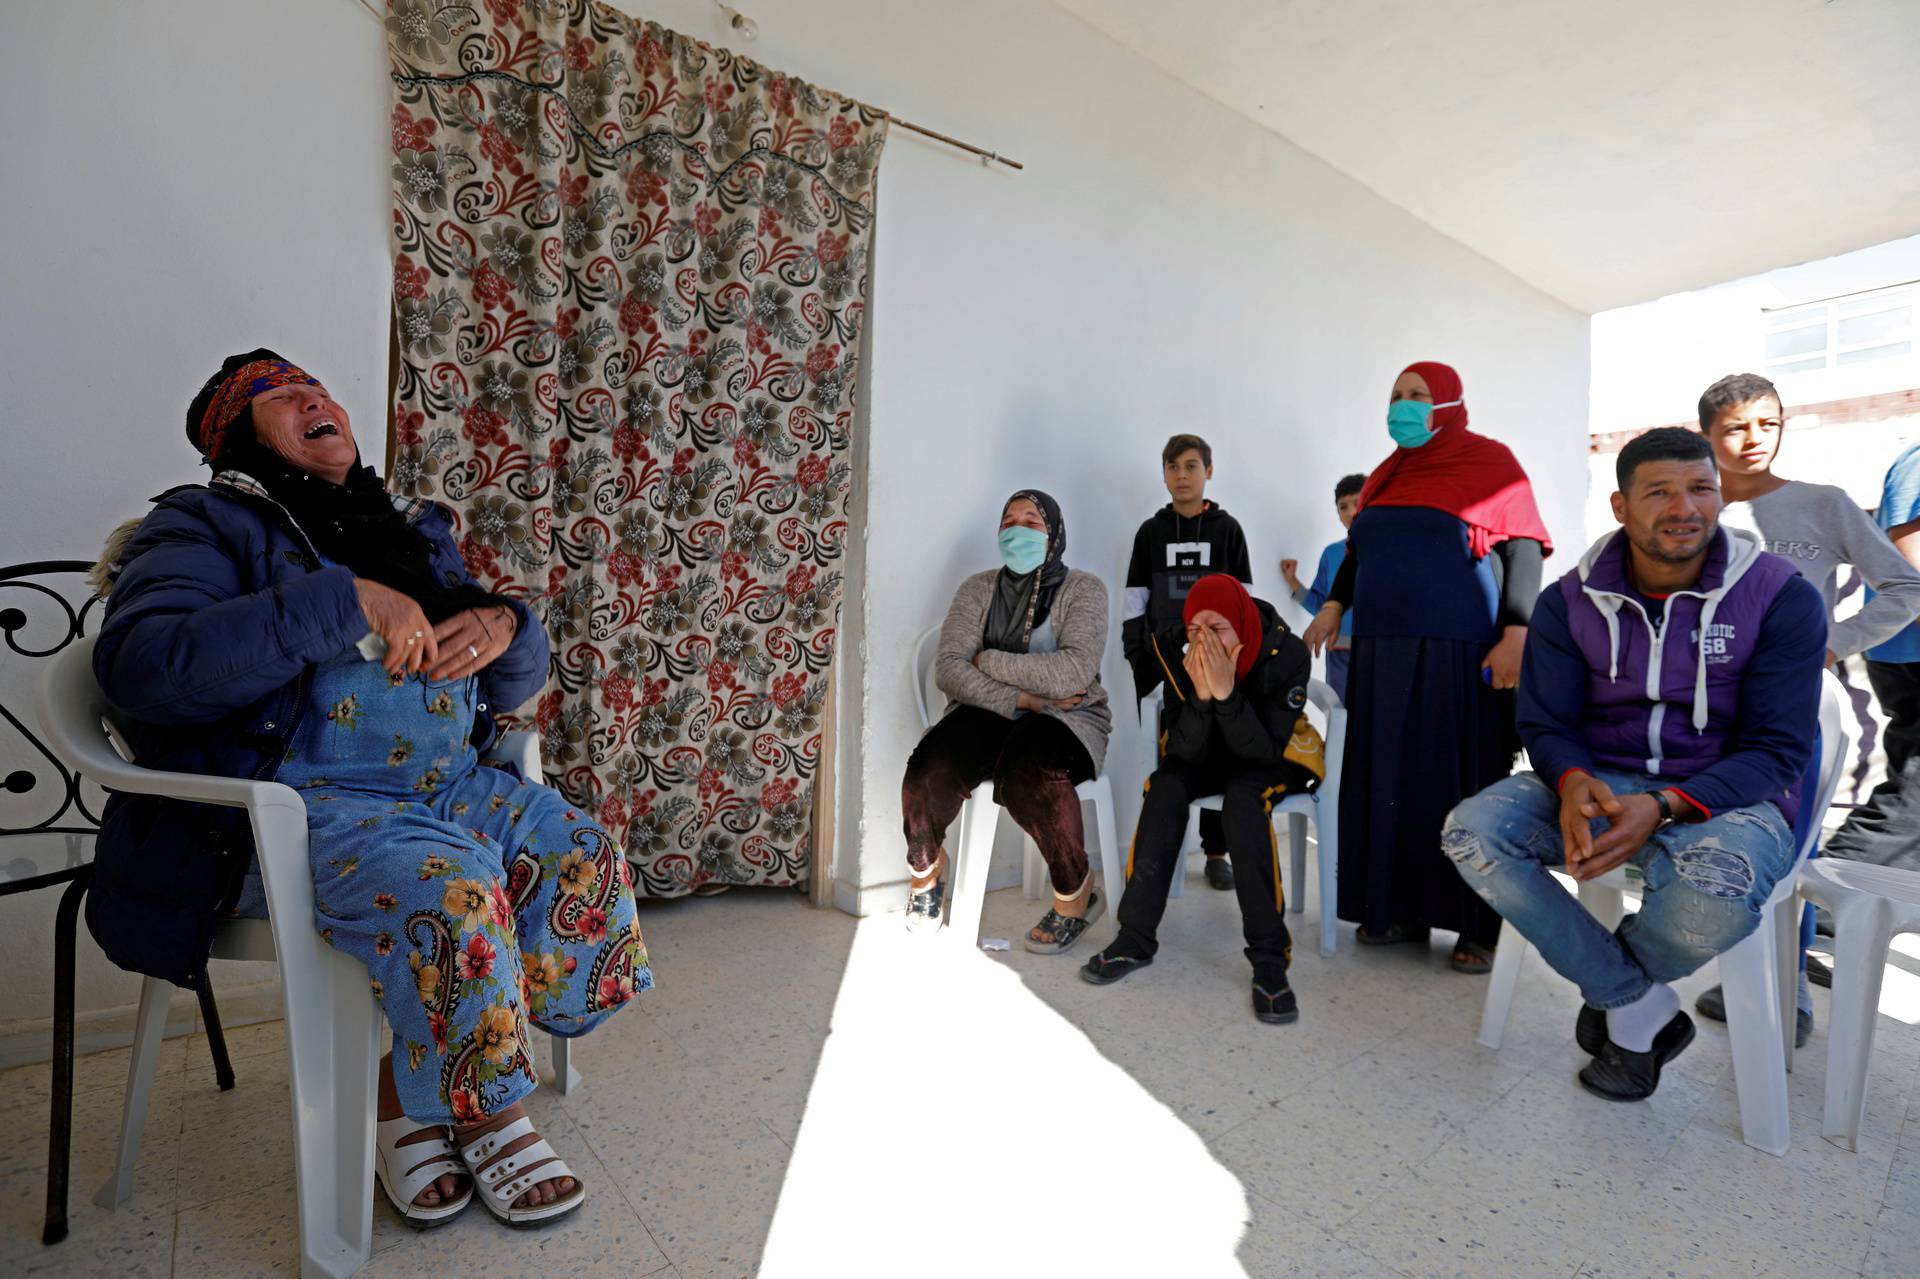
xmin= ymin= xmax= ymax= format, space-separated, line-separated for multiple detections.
xmin=1138 ymin=686 xmax=1164 ymax=780
xmin=35 ymin=643 xmax=294 ymax=811
xmin=487 ymin=729 xmax=542 ymax=783
xmin=84 ymin=761 xmax=285 ymax=811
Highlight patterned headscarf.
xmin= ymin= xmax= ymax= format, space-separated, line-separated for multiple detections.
xmin=180 ymin=348 xmax=509 ymax=624
xmin=190 ymin=356 xmax=319 ymax=460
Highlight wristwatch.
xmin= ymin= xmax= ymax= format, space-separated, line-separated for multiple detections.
xmin=1650 ymin=790 xmax=1675 ymax=826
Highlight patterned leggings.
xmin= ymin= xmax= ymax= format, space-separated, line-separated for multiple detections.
xmin=302 ymin=766 xmax=650 ymax=1125
xmin=285 ymin=651 xmax=649 ymax=1126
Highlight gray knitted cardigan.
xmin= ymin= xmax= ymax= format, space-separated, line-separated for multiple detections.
xmin=932 ymin=568 xmax=1113 ymax=774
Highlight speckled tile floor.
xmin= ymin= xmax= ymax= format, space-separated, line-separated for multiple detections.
xmin=3 ymin=858 xmax=1917 ymax=1278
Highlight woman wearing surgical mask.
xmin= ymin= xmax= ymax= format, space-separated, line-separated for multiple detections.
xmin=1303 ymin=362 xmax=1553 ymax=972
xmin=901 ymin=490 xmax=1114 ymax=952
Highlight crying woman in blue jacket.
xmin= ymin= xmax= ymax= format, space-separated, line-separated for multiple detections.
xmin=90 ymin=350 xmax=649 ymax=1228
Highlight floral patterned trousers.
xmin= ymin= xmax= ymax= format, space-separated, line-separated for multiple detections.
xmin=283 ymin=652 xmax=651 ymax=1126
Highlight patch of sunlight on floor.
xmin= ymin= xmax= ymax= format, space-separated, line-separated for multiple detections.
xmin=1881 ymin=933 xmax=1920 ymax=1025
xmin=760 ymin=914 xmax=1252 ymax=1277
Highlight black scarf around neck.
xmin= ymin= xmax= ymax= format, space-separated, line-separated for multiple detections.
xmin=218 ymin=431 xmax=502 ymax=625
xmin=982 ymin=488 xmax=1069 ymax=654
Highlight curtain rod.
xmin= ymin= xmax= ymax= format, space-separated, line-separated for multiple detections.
xmin=351 ymin=0 xmax=1023 ymax=170
xmin=878 ymin=113 xmax=1023 ymax=170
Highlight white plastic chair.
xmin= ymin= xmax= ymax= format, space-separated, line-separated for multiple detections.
xmin=911 ymin=625 xmax=1125 ymax=947
xmin=38 ymin=637 xmax=577 ymax=1279
xmin=1793 ymin=858 xmax=1920 ymax=1151
xmin=1137 ymin=681 xmax=1346 ymax=956
xmin=1475 ymin=669 xmax=1851 ymax=1157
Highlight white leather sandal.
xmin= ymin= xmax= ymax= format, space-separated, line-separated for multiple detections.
xmin=374 ymin=1114 xmax=472 ymax=1227
xmin=458 ymin=1115 xmax=587 ymax=1226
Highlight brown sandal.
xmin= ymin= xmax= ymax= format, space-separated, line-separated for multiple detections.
xmin=1451 ymin=940 xmax=1495 ymax=974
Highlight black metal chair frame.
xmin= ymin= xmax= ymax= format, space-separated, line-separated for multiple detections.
xmin=1 ymin=560 xmax=233 ymax=1245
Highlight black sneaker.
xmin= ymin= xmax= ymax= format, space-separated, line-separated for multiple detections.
xmin=1204 ymin=857 xmax=1235 ymax=891
xmin=1576 ymin=1004 xmax=1607 ymax=1057
xmin=1252 ymin=977 xmax=1298 ymax=1024
xmin=1577 ymin=1012 xmax=1695 ymax=1102
xmin=904 ymin=880 xmax=945 ymax=935
xmin=1807 ymin=953 xmax=1833 ymax=989
xmin=1697 ymin=984 xmax=1814 ymax=1048
xmin=1695 ymin=983 xmax=1727 ymax=1023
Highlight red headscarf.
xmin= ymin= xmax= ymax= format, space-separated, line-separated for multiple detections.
xmin=1183 ymin=574 xmax=1262 ymax=679
xmin=1357 ymin=360 xmax=1554 ymax=560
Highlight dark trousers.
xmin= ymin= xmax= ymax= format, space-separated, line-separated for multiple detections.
xmin=1128 ymin=675 xmax=1229 ymax=857
xmin=1827 ymin=660 xmax=1920 ymax=874
xmin=902 ymin=705 xmax=1096 ymax=893
xmin=1115 ymin=759 xmax=1299 ymax=976
xmin=1325 ymin=648 xmax=1351 ymax=708
xmin=1198 ymin=808 xmax=1227 ymax=857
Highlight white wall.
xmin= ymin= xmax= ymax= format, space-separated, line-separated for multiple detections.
xmin=704 ymin=1 xmax=1594 ymax=910
xmin=0 ymin=0 xmax=391 ymax=1044
xmin=0 ymin=0 xmax=1590 ymax=1038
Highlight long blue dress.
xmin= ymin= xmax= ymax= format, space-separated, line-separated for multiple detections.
xmin=1334 ymin=505 xmax=1515 ymax=947
xmin=280 ymin=648 xmax=651 ymax=1126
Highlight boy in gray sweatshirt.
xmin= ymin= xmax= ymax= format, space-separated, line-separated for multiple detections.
xmin=1691 ymin=372 xmax=1920 ymax=1041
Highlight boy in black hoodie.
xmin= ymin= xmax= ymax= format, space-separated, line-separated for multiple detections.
xmin=1086 ymin=575 xmax=1324 ymax=1022
xmin=1122 ymin=434 xmax=1254 ymax=890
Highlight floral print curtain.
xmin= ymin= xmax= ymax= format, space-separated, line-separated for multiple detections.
xmin=385 ymin=0 xmax=885 ymax=896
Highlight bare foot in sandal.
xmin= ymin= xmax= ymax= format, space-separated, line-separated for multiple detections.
xmin=1026 ymin=872 xmax=1101 ymax=952
xmin=377 ymin=1053 xmax=467 ymax=1211
xmin=1451 ymin=940 xmax=1495 ymax=974
xmin=906 ymin=849 xmax=948 ymax=933
xmin=453 ymin=1103 xmax=579 ymax=1211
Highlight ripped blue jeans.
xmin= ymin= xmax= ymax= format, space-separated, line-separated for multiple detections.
xmin=1443 ymin=771 xmax=1795 ymax=1009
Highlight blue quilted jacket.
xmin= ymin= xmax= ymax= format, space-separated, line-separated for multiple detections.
xmin=89 ymin=472 xmax=547 ymax=987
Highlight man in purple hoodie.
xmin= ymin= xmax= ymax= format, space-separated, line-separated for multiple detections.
xmin=1443 ymin=428 xmax=1826 ymax=1102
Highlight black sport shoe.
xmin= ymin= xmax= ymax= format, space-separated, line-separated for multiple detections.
xmin=1204 ymin=857 xmax=1235 ymax=891
xmin=1695 ymin=984 xmax=1727 ymax=1023
xmin=1697 ymin=983 xmax=1814 ymax=1048
xmin=1576 ymin=1004 xmax=1607 ymax=1057
xmin=1252 ymin=977 xmax=1298 ymax=1024
xmin=1577 ymin=1012 xmax=1695 ymax=1102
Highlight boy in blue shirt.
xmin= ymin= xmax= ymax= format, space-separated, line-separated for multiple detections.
xmin=1281 ymin=473 xmax=1367 ymax=704
xmin=1827 ymin=441 xmax=1920 ymax=873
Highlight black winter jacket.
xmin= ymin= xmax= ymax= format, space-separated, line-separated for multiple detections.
xmin=88 ymin=473 xmax=546 ymax=988
xmin=1145 ymin=598 xmax=1322 ymax=787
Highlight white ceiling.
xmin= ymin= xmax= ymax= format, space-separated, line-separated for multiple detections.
xmin=1054 ymin=0 xmax=1920 ymax=312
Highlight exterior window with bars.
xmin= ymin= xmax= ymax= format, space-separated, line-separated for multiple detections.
xmin=1764 ymin=284 xmax=1914 ymax=375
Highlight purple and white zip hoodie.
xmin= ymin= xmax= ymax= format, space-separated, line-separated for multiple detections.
xmin=1517 ymin=526 xmax=1827 ymax=820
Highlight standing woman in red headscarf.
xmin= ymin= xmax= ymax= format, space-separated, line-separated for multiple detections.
xmin=1303 ymin=361 xmax=1553 ymax=972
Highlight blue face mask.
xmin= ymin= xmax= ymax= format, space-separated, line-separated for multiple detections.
xmin=998 ymin=525 xmax=1049 ymax=575
xmin=1387 ymin=397 xmax=1461 ymax=448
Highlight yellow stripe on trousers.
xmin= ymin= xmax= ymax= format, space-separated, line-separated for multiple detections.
xmin=1127 ymin=776 xmax=1149 ymax=880
xmin=1262 ymin=785 xmax=1287 ymax=915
